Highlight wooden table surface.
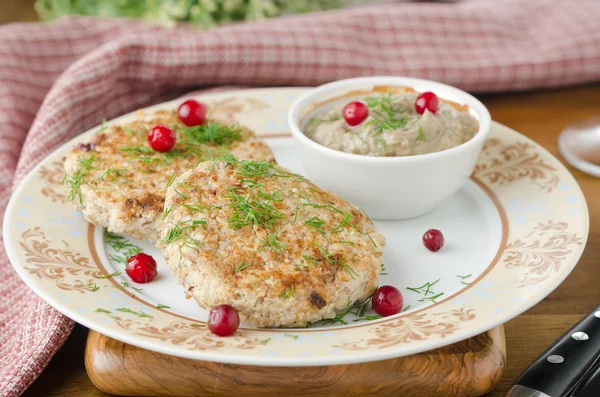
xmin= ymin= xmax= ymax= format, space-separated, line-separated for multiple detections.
xmin=4 ymin=3 xmax=600 ymax=397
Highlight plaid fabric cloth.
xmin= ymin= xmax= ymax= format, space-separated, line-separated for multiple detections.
xmin=1 ymin=1 xmax=600 ymax=395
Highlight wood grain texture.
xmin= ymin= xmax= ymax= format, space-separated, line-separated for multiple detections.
xmin=84 ymin=327 xmax=505 ymax=397
xmin=6 ymin=42 xmax=597 ymax=396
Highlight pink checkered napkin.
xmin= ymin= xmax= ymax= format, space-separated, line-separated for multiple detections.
xmin=2 ymin=1 xmax=600 ymax=396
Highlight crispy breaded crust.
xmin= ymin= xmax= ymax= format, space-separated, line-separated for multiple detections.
xmin=160 ymin=159 xmax=385 ymax=327
xmin=63 ymin=109 xmax=274 ymax=242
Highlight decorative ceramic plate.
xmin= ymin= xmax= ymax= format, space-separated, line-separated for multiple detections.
xmin=4 ymin=88 xmax=588 ymax=366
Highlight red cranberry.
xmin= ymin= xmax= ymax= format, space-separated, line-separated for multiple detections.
xmin=178 ymin=99 xmax=207 ymax=127
xmin=372 ymin=285 xmax=403 ymax=317
xmin=208 ymin=305 xmax=240 ymax=337
xmin=415 ymin=92 xmax=440 ymax=115
xmin=125 ymin=253 xmax=158 ymax=283
xmin=423 ymin=229 xmax=444 ymax=252
xmin=343 ymin=101 xmax=369 ymax=126
xmin=148 ymin=125 xmax=175 ymax=152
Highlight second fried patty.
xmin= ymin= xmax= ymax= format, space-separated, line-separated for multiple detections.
xmin=159 ymin=157 xmax=385 ymax=327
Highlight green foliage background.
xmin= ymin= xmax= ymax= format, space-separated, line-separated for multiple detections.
xmin=35 ymin=0 xmax=352 ymax=28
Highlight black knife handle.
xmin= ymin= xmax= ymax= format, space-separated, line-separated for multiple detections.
xmin=570 ymin=359 xmax=600 ymax=397
xmin=513 ymin=307 xmax=600 ymax=397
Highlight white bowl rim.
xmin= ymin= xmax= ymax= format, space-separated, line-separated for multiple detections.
xmin=288 ymin=76 xmax=492 ymax=163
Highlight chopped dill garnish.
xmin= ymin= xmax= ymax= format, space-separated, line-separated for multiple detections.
xmin=132 ymin=287 xmax=143 ymax=293
xmin=380 ymin=264 xmax=388 ymax=276
xmin=62 ymin=240 xmax=69 ymax=247
xmin=77 ymin=280 xmax=99 ymax=292
xmin=161 ymin=207 xmax=172 ymax=221
xmin=261 ymin=338 xmax=271 ymax=345
xmin=121 ymin=281 xmax=129 ymax=288
xmin=302 ymin=254 xmax=318 ymax=265
xmin=156 ymin=304 xmax=170 ymax=309
xmin=292 ymin=206 xmax=299 ymax=224
xmin=364 ymin=93 xmax=409 ymax=136
xmin=309 ymin=290 xmax=385 ymax=327
xmin=118 ymin=145 xmax=153 ymax=155
xmin=95 ymin=166 xmax=129 ymax=183
xmin=115 ymin=307 xmax=153 ymax=319
xmin=416 ymin=125 xmax=426 ymax=142
xmin=97 ymin=271 xmax=121 ymax=279
xmin=166 ymin=172 xmax=177 ymax=189
xmin=406 ymin=279 xmax=440 ymax=295
xmin=307 ymin=113 xmax=342 ymax=129
xmin=260 ymin=231 xmax=287 ymax=253
xmin=457 ymin=274 xmax=473 ymax=285
xmin=304 ymin=216 xmax=326 ymax=236
xmin=284 ymin=333 xmax=299 ymax=340
xmin=177 ymin=122 xmax=243 ymax=146
xmin=65 ymin=155 xmax=96 ymax=203
xmin=419 ymin=292 xmax=444 ymax=304
xmin=279 ymin=285 xmax=295 ymax=298
xmin=225 ymin=188 xmax=285 ymax=230
xmin=104 ymin=231 xmax=142 ymax=264
xmin=235 ymin=261 xmax=252 ymax=272
xmin=95 ymin=308 xmax=111 ymax=314
xmin=161 ymin=219 xmax=206 ymax=246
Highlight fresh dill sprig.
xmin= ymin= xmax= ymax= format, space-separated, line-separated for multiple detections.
xmin=178 ymin=122 xmax=243 ymax=146
xmin=364 ymin=93 xmax=410 ymax=136
xmin=235 ymin=261 xmax=252 ymax=272
xmin=416 ymin=125 xmax=426 ymax=142
xmin=457 ymin=274 xmax=473 ymax=285
xmin=166 ymin=172 xmax=177 ymax=189
xmin=406 ymin=279 xmax=441 ymax=295
xmin=115 ymin=307 xmax=153 ymax=319
xmin=304 ymin=216 xmax=327 ymax=236
xmin=95 ymin=308 xmax=111 ymax=314
xmin=65 ymin=155 xmax=96 ymax=203
xmin=419 ymin=292 xmax=444 ymax=304
xmin=225 ymin=188 xmax=285 ymax=230
xmin=380 ymin=264 xmax=388 ymax=276
xmin=279 ymin=285 xmax=295 ymax=298
xmin=260 ymin=231 xmax=287 ymax=253
xmin=161 ymin=219 xmax=206 ymax=246
xmin=302 ymin=254 xmax=318 ymax=265
xmin=77 ymin=280 xmax=99 ymax=292
xmin=104 ymin=231 xmax=142 ymax=264
xmin=97 ymin=271 xmax=121 ymax=279
xmin=95 ymin=166 xmax=129 ymax=183
xmin=309 ymin=290 xmax=385 ymax=327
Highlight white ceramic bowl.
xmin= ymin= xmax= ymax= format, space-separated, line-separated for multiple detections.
xmin=288 ymin=76 xmax=491 ymax=220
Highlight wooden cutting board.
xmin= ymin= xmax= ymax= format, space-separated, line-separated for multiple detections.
xmin=84 ymin=326 xmax=505 ymax=397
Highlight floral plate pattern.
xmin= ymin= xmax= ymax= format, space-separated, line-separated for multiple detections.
xmin=4 ymin=88 xmax=588 ymax=366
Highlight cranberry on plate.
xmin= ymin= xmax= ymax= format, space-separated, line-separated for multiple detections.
xmin=343 ymin=101 xmax=369 ymax=126
xmin=423 ymin=229 xmax=444 ymax=252
xmin=414 ymin=92 xmax=440 ymax=115
xmin=208 ymin=304 xmax=240 ymax=337
xmin=178 ymin=99 xmax=207 ymax=127
xmin=148 ymin=125 xmax=176 ymax=152
xmin=125 ymin=253 xmax=158 ymax=283
xmin=372 ymin=285 xmax=403 ymax=317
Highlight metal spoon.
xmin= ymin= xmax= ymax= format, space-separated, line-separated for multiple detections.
xmin=558 ymin=117 xmax=600 ymax=177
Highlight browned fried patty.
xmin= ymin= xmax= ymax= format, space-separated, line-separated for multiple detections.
xmin=160 ymin=157 xmax=385 ymax=327
xmin=63 ymin=109 xmax=274 ymax=242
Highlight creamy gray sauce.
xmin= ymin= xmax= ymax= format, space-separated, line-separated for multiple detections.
xmin=305 ymin=92 xmax=478 ymax=157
